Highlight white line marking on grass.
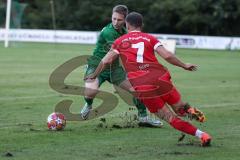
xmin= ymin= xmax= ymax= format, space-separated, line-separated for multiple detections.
xmin=0 ymin=94 xmax=57 ymax=101
xmin=178 ymin=84 xmax=240 ymax=89
xmin=200 ymin=102 xmax=240 ymax=108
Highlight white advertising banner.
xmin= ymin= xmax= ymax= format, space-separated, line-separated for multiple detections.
xmin=160 ymin=39 xmax=176 ymax=54
xmin=0 ymin=29 xmax=240 ymax=50
xmin=152 ymin=33 xmax=240 ymax=50
xmin=230 ymin=38 xmax=240 ymax=50
xmin=0 ymin=29 xmax=98 ymax=44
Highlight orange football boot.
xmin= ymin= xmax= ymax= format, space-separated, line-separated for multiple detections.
xmin=201 ymin=132 xmax=212 ymax=147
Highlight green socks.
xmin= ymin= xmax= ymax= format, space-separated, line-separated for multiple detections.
xmin=133 ymin=97 xmax=147 ymax=117
xmin=84 ymin=97 xmax=93 ymax=106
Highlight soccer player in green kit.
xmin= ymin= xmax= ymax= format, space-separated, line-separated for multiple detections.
xmin=80 ymin=5 xmax=163 ymax=127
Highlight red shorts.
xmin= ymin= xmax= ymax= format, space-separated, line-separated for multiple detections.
xmin=140 ymin=72 xmax=181 ymax=113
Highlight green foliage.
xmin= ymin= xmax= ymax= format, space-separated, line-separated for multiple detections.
xmin=0 ymin=0 xmax=6 ymax=27
xmin=3 ymin=0 xmax=240 ymax=35
xmin=146 ymin=0 xmax=240 ymax=35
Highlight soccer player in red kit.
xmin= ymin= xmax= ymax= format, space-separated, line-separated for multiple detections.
xmin=86 ymin=12 xmax=212 ymax=146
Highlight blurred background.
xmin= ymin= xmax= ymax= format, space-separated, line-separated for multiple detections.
xmin=0 ymin=0 xmax=240 ymax=36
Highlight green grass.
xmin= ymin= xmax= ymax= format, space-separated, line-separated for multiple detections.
xmin=0 ymin=42 xmax=240 ymax=160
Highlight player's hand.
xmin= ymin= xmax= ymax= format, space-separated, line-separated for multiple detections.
xmin=183 ymin=63 xmax=198 ymax=71
xmin=84 ymin=74 xmax=96 ymax=82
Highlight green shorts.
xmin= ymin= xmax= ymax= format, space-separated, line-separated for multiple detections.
xmin=85 ymin=55 xmax=126 ymax=86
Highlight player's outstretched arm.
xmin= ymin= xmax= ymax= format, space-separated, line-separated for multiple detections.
xmin=155 ymin=46 xmax=198 ymax=71
xmin=84 ymin=50 xmax=119 ymax=80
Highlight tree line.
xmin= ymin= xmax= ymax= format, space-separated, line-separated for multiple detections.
xmin=1 ymin=0 xmax=240 ymax=36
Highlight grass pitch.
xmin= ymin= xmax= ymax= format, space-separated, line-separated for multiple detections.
xmin=0 ymin=42 xmax=240 ymax=160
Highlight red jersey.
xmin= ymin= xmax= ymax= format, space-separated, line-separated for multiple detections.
xmin=112 ymin=31 xmax=173 ymax=99
xmin=112 ymin=31 xmax=180 ymax=112
xmin=112 ymin=31 xmax=162 ymax=63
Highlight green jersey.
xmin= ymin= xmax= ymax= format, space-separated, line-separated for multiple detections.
xmin=93 ymin=23 xmax=127 ymax=58
xmin=87 ymin=23 xmax=127 ymax=70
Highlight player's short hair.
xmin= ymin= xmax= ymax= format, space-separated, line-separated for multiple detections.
xmin=126 ymin=12 xmax=143 ymax=28
xmin=112 ymin=5 xmax=128 ymax=18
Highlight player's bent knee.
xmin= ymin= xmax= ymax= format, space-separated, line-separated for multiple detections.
xmin=85 ymin=78 xmax=99 ymax=90
xmin=171 ymin=101 xmax=187 ymax=114
xmin=84 ymin=79 xmax=99 ymax=98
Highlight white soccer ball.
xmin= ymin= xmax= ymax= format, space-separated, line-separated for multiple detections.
xmin=47 ymin=112 xmax=66 ymax=131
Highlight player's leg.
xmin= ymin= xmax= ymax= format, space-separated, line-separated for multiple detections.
xmin=81 ymin=74 xmax=108 ymax=119
xmin=80 ymin=77 xmax=99 ymax=119
xmin=161 ymin=72 xmax=206 ymax=122
xmin=80 ymin=64 xmax=107 ymax=119
xmin=132 ymin=97 xmax=163 ymax=127
xmin=155 ymin=104 xmax=211 ymax=146
xmin=171 ymin=101 xmax=206 ymax=122
xmin=142 ymin=97 xmax=211 ymax=146
xmin=164 ymin=87 xmax=206 ymax=123
xmin=115 ymin=73 xmax=163 ymax=127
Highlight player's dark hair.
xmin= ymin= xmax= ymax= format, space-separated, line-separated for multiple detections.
xmin=112 ymin=5 xmax=128 ymax=18
xmin=125 ymin=12 xmax=143 ymax=28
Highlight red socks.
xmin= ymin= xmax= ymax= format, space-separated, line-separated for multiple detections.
xmin=170 ymin=117 xmax=197 ymax=136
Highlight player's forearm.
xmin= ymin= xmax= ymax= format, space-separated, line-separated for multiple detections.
xmin=92 ymin=61 xmax=106 ymax=78
xmin=84 ymin=61 xmax=107 ymax=80
xmin=164 ymin=55 xmax=186 ymax=69
xmin=89 ymin=50 xmax=118 ymax=79
xmin=156 ymin=46 xmax=187 ymax=69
